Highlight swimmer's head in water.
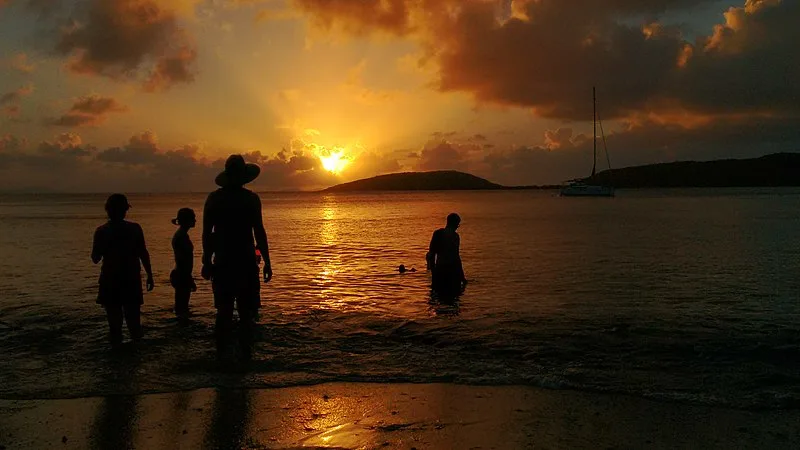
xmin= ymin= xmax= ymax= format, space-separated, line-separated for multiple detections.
xmin=446 ymin=213 xmax=461 ymax=229
xmin=399 ymin=264 xmax=407 ymax=273
xmin=105 ymin=193 xmax=130 ymax=221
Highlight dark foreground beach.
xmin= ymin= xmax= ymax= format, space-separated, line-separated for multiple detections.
xmin=2 ymin=383 xmax=799 ymax=449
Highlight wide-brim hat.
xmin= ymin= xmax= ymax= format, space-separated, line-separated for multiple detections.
xmin=215 ymin=154 xmax=260 ymax=187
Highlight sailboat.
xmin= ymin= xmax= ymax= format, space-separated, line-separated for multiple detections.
xmin=560 ymin=87 xmax=614 ymax=197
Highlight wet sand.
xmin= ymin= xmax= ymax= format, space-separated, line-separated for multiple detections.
xmin=1 ymin=383 xmax=798 ymax=449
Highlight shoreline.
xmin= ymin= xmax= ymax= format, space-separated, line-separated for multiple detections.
xmin=2 ymin=383 xmax=798 ymax=449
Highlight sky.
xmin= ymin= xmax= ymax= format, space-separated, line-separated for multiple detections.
xmin=0 ymin=0 xmax=798 ymax=192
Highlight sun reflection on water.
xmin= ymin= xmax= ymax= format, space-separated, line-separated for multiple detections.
xmin=315 ymin=196 xmax=347 ymax=310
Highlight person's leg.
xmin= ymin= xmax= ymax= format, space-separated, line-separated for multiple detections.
xmin=174 ymin=289 xmax=191 ymax=318
xmin=235 ymin=266 xmax=260 ymax=356
xmin=213 ymin=272 xmax=235 ymax=342
xmin=105 ymin=304 xmax=124 ymax=347
xmin=123 ymin=303 xmax=143 ymax=341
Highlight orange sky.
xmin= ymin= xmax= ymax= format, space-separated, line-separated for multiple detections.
xmin=0 ymin=0 xmax=798 ymax=191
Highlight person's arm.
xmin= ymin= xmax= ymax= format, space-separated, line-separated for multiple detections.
xmin=201 ymin=194 xmax=214 ymax=280
xmin=427 ymin=230 xmax=439 ymax=270
xmin=91 ymin=228 xmax=103 ymax=264
xmin=138 ymin=225 xmax=154 ymax=291
xmin=253 ymin=195 xmax=272 ymax=282
xmin=457 ymin=234 xmax=466 ymax=283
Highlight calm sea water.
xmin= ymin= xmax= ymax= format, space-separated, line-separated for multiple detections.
xmin=1 ymin=189 xmax=800 ymax=408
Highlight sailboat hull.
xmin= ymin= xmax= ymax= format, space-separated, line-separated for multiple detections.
xmin=560 ymin=184 xmax=615 ymax=197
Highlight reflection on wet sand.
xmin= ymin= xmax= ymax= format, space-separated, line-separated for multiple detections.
xmin=90 ymin=394 xmax=138 ymax=450
xmin=90 ymin=350 xmax=140 ymax=450
xmin=204 ymin=388 xmax=253 ymax=450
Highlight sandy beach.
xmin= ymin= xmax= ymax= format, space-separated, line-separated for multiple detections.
xmin=2 ymin=383 xmax=799 ymax=449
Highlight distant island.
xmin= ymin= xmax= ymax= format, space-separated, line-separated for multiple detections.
xmin=588 ymin=152 xmax=800 ymax=188
xmin=322 ymin=153 xmax=800 ymax=192
xmin=322 ymin=171 xmax=504 ymax=192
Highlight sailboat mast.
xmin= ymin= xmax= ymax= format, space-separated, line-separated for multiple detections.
xmin=592 ymin=86 xmax=597 ymax=178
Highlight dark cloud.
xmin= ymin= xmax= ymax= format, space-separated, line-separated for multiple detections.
xmin=2 ymin=115 xmax=799 ymax=192
xmin=46 ymin=94 xmax=127 ymax=127
xmin=52 ymin=0 xmax=198 ymax=91
xmin=0 ymin=85 xmax=34 ymax=105
xmin=472 ymin=115 xmax=800 ymax=185
xmin=292 ymin=0 xmax=414 ymax=35
xmin=288 ymin=0 xmax=799 ymax=121
xmin=415 ymin=140 xmax=475 ymax=172
xmin=0 ymin=134 xmax=27 ymax=152
xmin=142 ymin=45 xmax=197 ymax=92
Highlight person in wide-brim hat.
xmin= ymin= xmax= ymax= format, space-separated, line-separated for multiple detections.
xmin=215 ymin=154 xmax=261 ymax=187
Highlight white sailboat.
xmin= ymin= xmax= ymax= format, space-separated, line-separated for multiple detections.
xmin=561 ymin=87 xmax=614 ymax=197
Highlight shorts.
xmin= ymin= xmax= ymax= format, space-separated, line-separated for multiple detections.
xmin=211 ymin=264 xmax=260 ymax=310
xmin=97 ymin=276 xmax=143 ymax=306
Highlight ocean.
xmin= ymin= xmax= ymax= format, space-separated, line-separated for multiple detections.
xmin=1 ymin=189 xmax=800 ymax=409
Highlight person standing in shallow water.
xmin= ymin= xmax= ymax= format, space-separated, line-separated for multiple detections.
xmin=170 ymin=208 xmax=197 ymax=319
xmin=202 ymin=155 xmax=273 ymax=350
xmin=91 ymin=194 xmax=154 ymax=347
xmin=427 ymin=213 xmax=467 ymax=299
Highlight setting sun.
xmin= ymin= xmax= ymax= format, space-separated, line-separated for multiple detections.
xmin=319 ymin=149 xmax=350 ymax=175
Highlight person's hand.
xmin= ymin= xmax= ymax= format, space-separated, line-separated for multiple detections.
xmin=263 ymin=264 xmax=273 ymax=283
xmin=201 ymin=264 xmax=213 ymax=281
xmin=146 ymin=275 xmax=155 ymax=292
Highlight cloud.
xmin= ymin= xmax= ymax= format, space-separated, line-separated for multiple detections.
xmin=7 ymin=53 xmax=36 ymax=73
xmin=3 ymin=105 xmax=21 ymax=118
xmin=46 ymin=94 xmax=128 ymax=127
xmin=429 ymin=115 xmax=800 ymax=186
xmin=543 ymin=128 xmax=576 ymax=150
xmin=0 ymin=84 xmax=34 ymax=105
xmin=142 ymin=45 xmax=197 ymax=92
xmin=52 ymin=0 xmax=198 ymax=91
xmin=290 ymin=0 xmax=414 ymax=35
xmin=287 ymin=0 xmax=799 ymax=121
xmin=0 ymin=134 xmax=27 ymax=153
xmin=415 ymin=140 xmax=475 ymax=172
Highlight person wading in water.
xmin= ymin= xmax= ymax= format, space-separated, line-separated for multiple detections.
xmin=201 ymin=155 xmax=273 ymax=355
xmin=170 ymin=207 xmax=197 ymax=320
xmin=92 ymin=194 xmax=154 ymax=348
xmin=427 ymin=213 xmax=467 ymax=300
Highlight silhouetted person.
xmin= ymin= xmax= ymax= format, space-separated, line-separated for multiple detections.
xmin=91 ymin=194 xmax=154 ymax=347
xmin=427 ymin=213 xmax=467 ymax=299
xmin=170 ymin=208 xmax=197 ymax=320
xmin=201 ymin=155 xmax=272 ymax=352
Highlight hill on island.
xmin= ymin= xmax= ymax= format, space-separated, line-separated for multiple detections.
xmin=587 ymin=152 xmax=800 ymax=188
xmin=322 ymin=171 xmax=503 ymax=192
xmin=321 ymin=153 xmax=800 ymax=192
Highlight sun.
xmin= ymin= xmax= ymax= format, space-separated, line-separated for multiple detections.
xmin=319 ymin=149 xmax=349 ymax=175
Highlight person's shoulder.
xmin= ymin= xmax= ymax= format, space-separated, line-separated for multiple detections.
xmin=206 ymin=188 xmax=224 ymax=201
xmin=123 ymin=220 xmax=144 ymax=233
xmin=95 ymin=222 xmax=110 ymax=234
xmin=244 ymin=188 xmax=262 ymax=205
